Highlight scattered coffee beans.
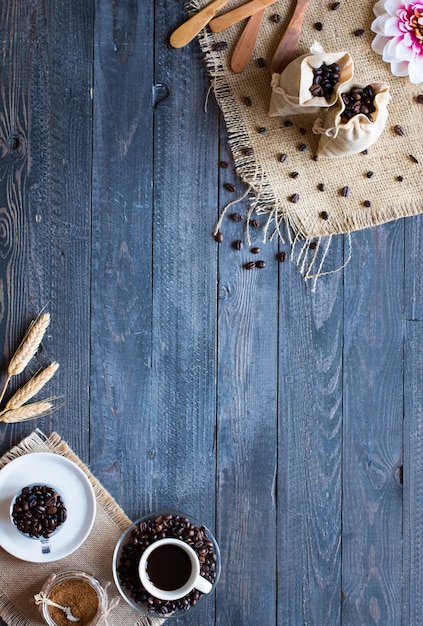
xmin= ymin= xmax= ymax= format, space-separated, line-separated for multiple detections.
xmin=309 ymin=62 xmax=341 ymax=100
xmin=320 ymin=211 xmax=329 ymax=220
xmin=363 ymin=200 xmax=371 ymax=207
xmin=279 ymin=153 xmax=288 ymax=163
xmin=243 ymin=96 xmax=252 ymax=107
xmin=283 ymin=120 xmax=294 ymax=127
xmin=298 ymin=144 xmax=307 ymax=152
xmin=314 ymin=21 xmax=323 ymax=30
xmin=416 ymin=94 xmax=423 ymax=104
xmin=219 ymin=160 xmax=229 ymax=168
xmin=251 ymin=247 xmax=260 ymax=254
xmin=257 ymin=57 xmax=266 ymax=68
xmin=291 ymin=171 xmax=299 ymax=178
xmin=394 ymin=124 xmax=405 ymax=136
xmin=258 ymin=127 xmax=267 ymax=134
xmin=233 ymin=240 xmax=243 ymax=250
xmin=409 ymin=154 xmax=419 ymax=163
xmin=250 ymin=219 xmax=260 ymax=228
xmin=245 ymin=261 xmax=256 ymax=270
xmin=397 ymin=175 xmax=404 ymax=181
xmin=214 ymin=232 xmax=224 ymax=243
xmin=12 ymin=485 xmax=67 ymax=539
xmin=331 ymin=1 xmax=341 ymax=9
xmin=277 ymin=251 xmax=287 ymax=262
xmin=271 ymin=13 xmax=281 ymax=22
xmin=341 ymin=186 xmax=351 ymax=197
xmin=354 ymin=28 xmax=365 ymax=36
xmin=117 ymin=514 xmax=218 ymax=615
xmin=341 ymin=85 xmax=376 ymax=122
xmin=290 ymin=193 xmax=300 ymax=203
xmin=366 ymin=171 xmax=374 ymax=178
xmin=231 ymin=212 xmax=243 ymax=222
xmin=224 ymin=183 xmax=235 ymax=192
xmin=244 ymin=147 xmax=254 ymax=156
xmin=256 ymin=260 xmax=266 ymax=268
xmin=309 ymin=241 xmax=317 ymax=250
xmin=212 ymin=41 xmax=228 ymax=51
xmin=318 ymin=182 xmax=326 ymax=192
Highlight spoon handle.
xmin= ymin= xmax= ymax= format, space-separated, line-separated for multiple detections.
xmin=270 ymin=0 xmax=310 ymax=74
xmin=230 ymin=9 xmax=265 ymax=73
xmin=209 ymin=0 xmax=276 ymax=33
xmin=169 ymin=0 xmax=232 ymax=48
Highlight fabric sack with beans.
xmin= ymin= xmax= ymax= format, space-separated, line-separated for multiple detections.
xmin=268 ymin=49 xmax=354 ymax=117
xmin=312 ymin=82 xmax=391 ymax=157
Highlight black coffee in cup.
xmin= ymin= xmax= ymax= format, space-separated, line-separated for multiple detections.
xmin=146 ymin=544 xmax=192 ymax=591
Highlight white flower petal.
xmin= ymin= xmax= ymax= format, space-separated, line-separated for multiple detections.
xmin=385 ymin=0 xmax=404 ymax=15
xmin=384 ymin=15 xmax=401 ymax=35
xmin=371 ymin=34 xmax=392 ymax=54
xmin=390 ymin=59 xmax=411 ymax=75
xmin=408 ymin=54 xmax=423 ymax=82
xmin=371 ymin=14 xmax=392 ymax=35
xmin=383 ymin=36 xmax=404 ymax=61
xmin=396 ymin=38 xmax=416 ymax=60
xmin=373 ymin=0 xmax=388 ymax=16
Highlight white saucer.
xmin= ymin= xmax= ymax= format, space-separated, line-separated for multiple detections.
xmin=0 ymin=452 xmax=96 ymax=563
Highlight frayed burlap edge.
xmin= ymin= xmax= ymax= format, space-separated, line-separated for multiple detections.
xmin=0 ymin=430 xmax=164 ymax=626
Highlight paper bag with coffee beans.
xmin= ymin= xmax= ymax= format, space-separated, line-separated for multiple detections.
xmin=268 ymin=48 xmax=354 ymax=117
xmin=312 ymin=82 xmax=391 ymax=157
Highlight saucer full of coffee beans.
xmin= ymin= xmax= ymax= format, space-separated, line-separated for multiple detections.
xmin=113 ymin=511 xmax=221 ymax=618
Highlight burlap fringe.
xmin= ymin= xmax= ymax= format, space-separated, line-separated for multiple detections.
xmin=194 ymin=0 xmax=352 ymax=288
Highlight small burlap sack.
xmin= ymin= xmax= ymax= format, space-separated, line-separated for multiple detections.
xmin=313 ymin=82 xmax=391 ymax=157
xmin=192 ymin=0 xmax=423 ymax=286
xmin=269 ymin=48 xmax=354 ymax=117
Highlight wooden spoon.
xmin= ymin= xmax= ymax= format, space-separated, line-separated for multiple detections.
xmin=231 ymin=9 xmax=265 ymax=73
xmin=270 ymin=0 xmax=310 ymax=74
xmin=209 ymin=0 xmax=276 ymax=33
xmin=169 ymin=0 xmax=232 ymax=48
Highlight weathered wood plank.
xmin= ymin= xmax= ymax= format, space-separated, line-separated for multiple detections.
xmin=341 ymin=223 xmax=403 ymax=625
xmin=405 ymin=214 xmax=423 ymax=322
xmin=213 ymin=128 xmax=279 ymax=625
xmin=277 ymin=236 xmax=344 ymax=625
xmin=403 ymin=320 xmax=423 ymax=625
xmin=0 ymin=1 xmax=93 ymax=457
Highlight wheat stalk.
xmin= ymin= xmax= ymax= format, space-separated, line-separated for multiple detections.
xmin=0 ymin=312 xmax=51 ymax=404
xmin=1 ymin=362 xmax=59 ymax=413
xmin=0 ymin=400 xmax=53 ymax=423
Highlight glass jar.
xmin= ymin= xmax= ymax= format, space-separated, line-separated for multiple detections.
xmin=38 ymin=570 xmax=107 ymax=626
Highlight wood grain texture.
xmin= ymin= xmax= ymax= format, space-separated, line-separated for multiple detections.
xmin=277 ymin=235 xmax=344 ymax=625
xmin=405 ymin=214 xmax=423 ymax=321
xmin=342 ymin=224 xmax=403 ymax=626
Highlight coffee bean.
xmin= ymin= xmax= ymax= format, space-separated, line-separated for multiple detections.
xmin=256 ymin=260 xmax=266 ymax=268
xmin=366 ymin=171 xmax=374 ymax=178
xmin=250 ymin=219 xmax=259 ymax=228
xmin=245 ymin=261 xmax=256 ymax=270
xmin=258 ymin=127 xmax=267 ymax=134
xmin=257 ymin=57 xmax=266 ymax=68
xmin=231 ymin=212 xmax=242 ymax=222
xmin=410 ymin=154 xmax=419 ymax=163
xmin=341 ymin=186 xmax=351 ymax=197
xmin=243 ymin=96 xmax=252 ymax=107
xmin=309 ymin=241 xmax=317 ymax=250
xmin=279 ymin=153 xmax=288 ymax=163
xmin=394 ymin=124 xmax=405 ymax=136
xmin=290 ymin=193 xmax=300 ymax=203
xmin=313 ymin=154 xmax=320 ymax=161
xmin=362 ymin=149 xmax=369 ymax=155
xmin=244 ymin=147 xmax=254 ymax=156
xmin=318 ymin=182 xmax=326 ymax=191
xmin=397 ymin=175 xmax=404 ymax=181
xmin=291 ymin=171 xmax=299 ymax=178
xmin=299 ymin=127 xmax=307 ymax=135
xmin=11 ymin=485 xmax=66 ymax=539
xmin=224 ymin=183 xmax=235 ymax=192
xmin=354 ymin=28 xmax=365 ymax=36
xmin=219 ymin=160 xmax=229 ymax=168
xmin=320 ymin=211 xmax=329 ymax=220
xmin=233 ymin=240 xmax=243 ymax=250
xmin=277 ymin=251 xmax=287 ymax=262
xmin=416 ymin=94 xmax=423 ymax=104
xmin=299 ymin=144 xmax=307 ymax=151
xmin=363 ymin=200 xmax=371 ymax=207
xmin=212 ymin=41 xmax=228 ymax=51
xmin=271 ymin=13 xmax=281 ymax=22
xmin=283 ymin=120 xmax=294 ymax=127
xmin=251 ymin=247 xmax=260 ymax=254
xmin=214 ymin=232 xmax=224 ymax=242
xmin=331 ymin=1 xmax=341 ymax=9
xmin=340 ymin=85 xmax=376 ymax=122
xmin=314 ymin=21 xmax=323 ymax=30
xmin=309 ymin=62 xmax=341 ymax=101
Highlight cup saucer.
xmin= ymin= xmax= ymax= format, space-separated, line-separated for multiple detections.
xmin=0 ymin=453 xmax=96 ymax=563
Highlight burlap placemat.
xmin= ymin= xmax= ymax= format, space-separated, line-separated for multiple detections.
xmin=0 ymin=430 xmax=164 ymax=626
xmin=195 ymin=0 xmax=423 ymax=281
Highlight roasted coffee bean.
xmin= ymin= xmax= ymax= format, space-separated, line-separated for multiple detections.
xmin=277 ymin=251 xmax=287 ymax=262
xmin=309 ymin=62 xmax=341 ymax=101
xmin=231 ymin=212 xmax=242 ymax=222
xmin=363 ymin=200 xmax=371 ymax=207
xmin=224 ymin=183 xmax=235 ymax=192
xmin=416 ymin=94 xmax=423 ymax=104
xmin=279 ymin=153 xmax=288 ymax=163
xmin=341 ymin=186 xmax=351 ymax=197
xmin=219 ymin=160 xmax=229 ymax=168
xmin=340 ymin=85 xmax=376 ymax=122
xmin=214 ymin=232 xmax=224 ymax=242
xmin=354 ymin=28 xmax=365 ymax=36
xmin=366 ymin=171 xmax=374 ymax=178
xmin=394 ymin=124 xmax=405 ymax=136
xmin=256 ymin=260 xmax=266 ymax=268
xmin=410 ymin=154 xmax=419 ymax=163
xmin=244 ymin=147 xmax=254 ymax=156
xmin=397 ymin=175 xmax=404 ymax=182
xmin=250 ymin=219 xmax=260 ymax=228
xmin=331 ymin=1 xmax=341 ymax=9
xmin=318 ymin=182 xmax=326 ymax=192
xmin=251 ymin=247 xmax=260 ymax=254
xmin=283 ymin=120 xmax=294 ymax=127
xmin=299 ymin=127 xmax=307 ymax=135
xmin=243 ymin=96 xmax=252 ymax=107
xmin=362 ymin=149 xmax=369 ymax=155
xmin=291 ymin=171 xmax=299 ymax=178
xmin=271 ymin=13 xmax=281 ymax=22
xmin=290 ymin=193 xmax=300 ymax=203
xmin=212 ymin=41 xmax=228 ymax=51
xmin=258 ymin=127 xmax=267 ymax=134
xmin=309 ymin=241 xmax=317 ymax=250
xmin=257 ymin=57 xmax=266 ymax=68
xmin=245 ymin=261 xmax=256 ymax=270
xmin=233 ymin=240 xmax=243 ymax=250
xmin=11 ymin=485 xmax=66 ymax=539
xmin=314 ymin=21 xmax=323 ymax=30
xmin=298 ymin=144 xmax=307 ymax=152
xmin=313 ymin=154 xmax=319 ymax=161
xmin=320 ymin=211 xmax=329 ymax=220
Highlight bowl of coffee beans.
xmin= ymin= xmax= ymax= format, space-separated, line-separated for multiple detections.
xmin=10 ymin=484 xmax=67 ymax=555
xmin=113 ymin=511 xmax=221 ymax=618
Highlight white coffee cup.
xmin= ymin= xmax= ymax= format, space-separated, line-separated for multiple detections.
xmin=138 ymin=537 xmax=213 ymax=601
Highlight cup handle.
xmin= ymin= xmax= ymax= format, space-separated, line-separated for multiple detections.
xmin=194 ymin=575 xmax=213 ymax=595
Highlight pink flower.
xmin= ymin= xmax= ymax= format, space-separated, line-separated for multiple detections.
xmin=371 ymin=0 xmax=423 ymax=83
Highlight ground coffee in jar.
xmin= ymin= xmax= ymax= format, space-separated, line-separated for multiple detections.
xmin=47 ymin=579 xmax=98 ymax=626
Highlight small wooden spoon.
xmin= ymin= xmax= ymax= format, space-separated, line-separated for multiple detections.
xmin=231 ymin=9 xmax=265 ymax=73
xmin=270 ymin=0 xmax=310 ymax=74
xmin=209 ymin=0 xmax=276 ymax=33
xmin=169 ymin=0 xmax=232 ymax=48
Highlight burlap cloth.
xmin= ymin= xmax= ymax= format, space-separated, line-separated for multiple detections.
xmin=0 ymin=430 xmax=164 ymax=626
xmin=196 ymin=0 xmax=423 ymax=281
